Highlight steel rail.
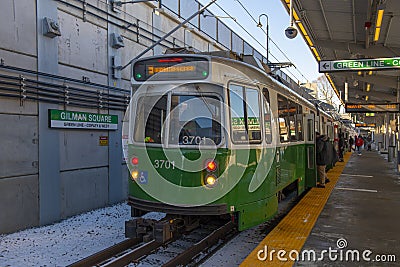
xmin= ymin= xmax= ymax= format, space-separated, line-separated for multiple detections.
xmin=102 ymin=240 xmax=163 ymax=267
xmin=68 ymin=238 xmax=141 ymax=267
xmin=162 ymin=221 xmax=236 ymax=267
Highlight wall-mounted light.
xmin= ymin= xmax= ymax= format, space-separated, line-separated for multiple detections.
xmin=374 ymin=4 xmax=385 ymax=42
xmin=365 ymin=95 xmax=369 ymax=101
xmin=366 ymin=83 xmax=371 ymax=92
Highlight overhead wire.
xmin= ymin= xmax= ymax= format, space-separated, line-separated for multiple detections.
xmin=234 ymin=0 xmax=309 ymax=82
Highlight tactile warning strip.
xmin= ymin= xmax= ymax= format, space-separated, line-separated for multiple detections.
xmin=240 ymin=152 xmax=351 ymax=266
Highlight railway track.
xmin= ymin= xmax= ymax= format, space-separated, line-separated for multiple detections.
xmin=69 ymin=220 xmax=236 ymax=267
xmin=70 ymin=188 xmax=301 ymax=267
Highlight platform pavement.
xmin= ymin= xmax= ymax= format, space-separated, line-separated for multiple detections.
xmin=295 ymin=150 xmax=400 ymax=266
xmin=241 ymin=150 xmax=400 ymax=266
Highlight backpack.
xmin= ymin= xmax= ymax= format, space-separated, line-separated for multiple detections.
xmin=355 ymin=138 xmax=364 ymax=147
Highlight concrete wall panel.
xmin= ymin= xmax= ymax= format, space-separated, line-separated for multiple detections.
xmin=125 ymin=3 xmax=153 ymax=26
xmin=60 ymin=167 xmax=108 ymax=218
xmin=57 ymin=0 xmax=108 ymax=29
xmin=58 ymin=12 xmax=108 ymax=74
xmin=120 ymin=41 xmax=150 ymax=80
xmin=59 ymin=129 xmax=108 ymax=171
xmin=0 ymin=175 xmax=39 ymax=234
xmin=58 ymin=64 xmax=108 ymax=86
xmin=0 ymin=0 xmax=37 ymax=56
xmin=0 ymin=114 xmax=38 ymax=178
xmin=0 ymin=49 xmax=38 ymax=115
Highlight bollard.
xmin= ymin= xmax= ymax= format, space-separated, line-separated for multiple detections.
xmin=388 ymin=146 xmax=395 ymax=162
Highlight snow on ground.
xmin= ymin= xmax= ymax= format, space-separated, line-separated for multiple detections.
xmin=0 ymin=196 xmax=294 ymax=267
xmin=200 ymin=224 xmax=267 ymax=266
xmin=0 ymin=203 xmax=131 ymax=267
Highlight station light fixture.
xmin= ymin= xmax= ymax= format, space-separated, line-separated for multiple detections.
xmin=366 ymin=83 xmax=371 ymax=92
xmin=257 ymin=14 xmax=269 ymax=63
xmin=374 ymin=4 xmax=385 ymax=42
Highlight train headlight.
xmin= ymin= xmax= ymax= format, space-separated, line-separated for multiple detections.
xmin=131 ymin=169 xmax=139 ymax=180
xmin=205 ymin=175 xmax=217 ymax=187
xmin=205 ymin=159 xmax=217 ymax=172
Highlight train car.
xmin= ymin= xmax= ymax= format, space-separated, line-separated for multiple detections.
xmin=123 ymin=52 xmax=334 ymax=232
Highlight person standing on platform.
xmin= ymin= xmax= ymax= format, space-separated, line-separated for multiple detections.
xmin=338 ymin=132 xmax=345 ymax=162
xmin=349 ymin=136 xmax=354 ymax=152
xmin=355 ymin=135 xmax=364 ymax=155
xmin=316 ymin=132 xmax=329 ymax=188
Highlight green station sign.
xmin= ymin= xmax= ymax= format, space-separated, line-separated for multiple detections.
xmin=49 ymin=109 xmax=118 ymax=130
xmin=319 ymin=57 xmax=400 ymax=72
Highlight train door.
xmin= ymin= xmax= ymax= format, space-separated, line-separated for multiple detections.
xmin=304 ymin=113 xmax=317 ymax=187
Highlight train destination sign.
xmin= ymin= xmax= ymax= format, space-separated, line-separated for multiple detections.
xmin=319 ymin=57 xmax=400 ymax=72
xmin=133 ymin=56 xmax=209 ymax=81
xmin=49 ymin=109 xmax=118 ymax=130
xmin=355 ymin=123 xmax=376 ymax=128
xmin=345 ymin=103 xmax=400 ymax=113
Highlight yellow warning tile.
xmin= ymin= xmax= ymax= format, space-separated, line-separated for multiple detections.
xmin=240 ymin=152 xmax=351 ymax=267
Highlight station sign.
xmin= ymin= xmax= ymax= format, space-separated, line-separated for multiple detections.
xmin=319 ymin=57 xmax=400 ymax=72
xmin=355 ymin=123 xmax=376 ymax=128
xmin=49 ymin=109 xmax=118 ymax=130
xmin=345 ymin=103 xmax=400 ymax=113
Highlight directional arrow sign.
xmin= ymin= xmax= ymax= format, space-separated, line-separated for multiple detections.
xmin=319 ymin=57 xmax=400 ymax=72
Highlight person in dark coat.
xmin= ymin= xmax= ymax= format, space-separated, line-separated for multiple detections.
xmin=338 ymin=133 xmax=345 ymax=161
xmin=316 ymin=132 xmax=330 ymax=188
xmin=349 ymin=136 xmax=354 ymax=151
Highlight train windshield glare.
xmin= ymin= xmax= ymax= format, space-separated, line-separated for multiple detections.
xmin=134 ymin=84 xmax=222 ymax=146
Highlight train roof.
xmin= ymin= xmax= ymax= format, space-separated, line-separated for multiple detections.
xmin=132 ymin=51 xmax=335 ymax=120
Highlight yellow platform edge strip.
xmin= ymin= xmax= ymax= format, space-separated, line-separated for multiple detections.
xmin=240 ymin=152 xmax=351 ymax=267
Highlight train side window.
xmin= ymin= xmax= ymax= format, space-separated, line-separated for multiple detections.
xmin=245 ymin=87 xmax=262 ymax=142
xmin=288 ymin=100 xmax=297 ymax=141
xmin=229 ymin=84 xmax=248 ymax=142
xmin=307 ymin=118 xmax=313 ymax=141
xmin=228 ymin=84 xmax=262 ymax=143
xmin=296 ymin=104 xmax=303 ymax=141
xmin=263 ymin=88 xmax=272 ymax=144
xmin=134 ymin=95 xmax=168 ymax=144
xmin=277 ymin=94 xmax=289 ymax=142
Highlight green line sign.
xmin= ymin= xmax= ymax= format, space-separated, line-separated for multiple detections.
xmin=49 ymin=109 xmax=118 ymax=130
xmin=319 ymin=57 xmax=400 ymax=72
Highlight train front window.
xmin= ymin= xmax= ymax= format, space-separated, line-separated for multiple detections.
xmin=134 ymin=95 xmax=168 ymax=144
xmin=169 ymin=94 xmax=222 ymax=146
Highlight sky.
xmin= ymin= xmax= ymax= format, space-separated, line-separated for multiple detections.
xmin=198 ymin=0 xmax=322 ymax=84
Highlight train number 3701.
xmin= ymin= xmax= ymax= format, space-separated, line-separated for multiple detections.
xmin=153 ymin=159 xmax=175 ymax=169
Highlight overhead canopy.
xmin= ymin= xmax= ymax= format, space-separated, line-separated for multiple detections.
xmin=280 ymin=0 xmax=400 ymax=106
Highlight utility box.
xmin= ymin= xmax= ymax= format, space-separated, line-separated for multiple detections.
xmin=111 ymin=33 xmax=125 ymax=49
xmin=43 ymin=17 xmax=61 ymax=38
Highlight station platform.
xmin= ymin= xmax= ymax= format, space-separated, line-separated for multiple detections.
xmin=241 ymin=150 xmax=400 ymax=266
